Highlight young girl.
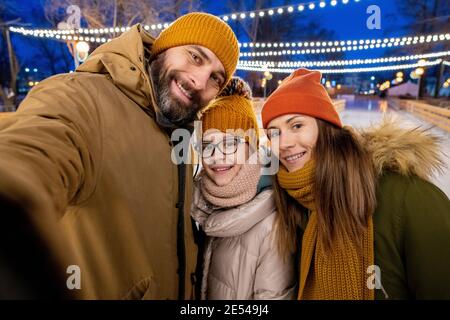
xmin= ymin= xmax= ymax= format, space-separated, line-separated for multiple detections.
xmin=261 ymin=68 xmax=450 ymax=300
xmin=191 ymin=77 xmax=296 ymax=300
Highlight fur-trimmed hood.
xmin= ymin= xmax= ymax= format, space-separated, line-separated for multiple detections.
xmin=357 ymin=118 xmax=446 ymax=182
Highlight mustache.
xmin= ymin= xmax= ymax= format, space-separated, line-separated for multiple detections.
xmin=150 ymin=54 xmax=204 ymax=127
xmin=166 ymin=70 xmax=201 ymax=106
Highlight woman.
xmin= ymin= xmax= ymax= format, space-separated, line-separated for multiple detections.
xmin=261 ymin=68 xmax=450 ymax=300
xmin=191 ymin=77 xmax=296 ymax=300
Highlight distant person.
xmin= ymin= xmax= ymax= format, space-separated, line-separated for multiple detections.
xmin=262 ymin=68 xmax=450 ymax=300
xmin=0 ymin=12 xmax=239 ymax=299
xmin=191 ymin=77 xmax=296 ymax=300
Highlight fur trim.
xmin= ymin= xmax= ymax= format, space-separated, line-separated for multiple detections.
xmin=357 ymin=117 xmax=446 ymax=181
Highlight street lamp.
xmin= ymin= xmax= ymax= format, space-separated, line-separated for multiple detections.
xmin=262 ymin=70 xmax=272 ymax=98
xmin=415 ymin=67 xmax=424 ymax=76
xmin=414 ymin=67 xmax=425 ymax=100
xmin=75 ymin=41 xmax=90 ymax=67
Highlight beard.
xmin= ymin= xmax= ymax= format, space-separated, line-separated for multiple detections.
xmin=150 ymin=53 xmax=204 ymax=127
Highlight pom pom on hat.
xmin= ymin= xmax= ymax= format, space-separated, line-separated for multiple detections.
xmin=217 ymin=77 xmax=253 ymax=100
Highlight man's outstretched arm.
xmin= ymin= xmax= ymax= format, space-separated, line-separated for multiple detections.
xmin=0 ymin=73 xmax=102 ymax=298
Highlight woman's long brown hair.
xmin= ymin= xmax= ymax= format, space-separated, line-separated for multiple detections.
xmin=273 ymin=119 xmax=377 ymax=259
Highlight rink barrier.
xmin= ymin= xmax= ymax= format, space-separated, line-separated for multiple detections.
xmin=333 ymin=99 xmax=346 ymax=113
xmin=392 ymin=99 xmax=450 ymax=133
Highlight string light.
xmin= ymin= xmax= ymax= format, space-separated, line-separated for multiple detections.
xmin=9 ymin=26 xmax=110 ymax=43
xmin=12 ymin=24 xmax=449 ymax=71
xmin=8 ymin=1 xmax=363 ymax=36
xmin=239 ymin=33 xmax=450 ymax=50
xmin=237 ymin=51 xmax=450 ymax=68
xmin=236 ymin=59 xmax=443 ymax=74
xmin=240 ymin=34 xmax=450 ymax=57
xmin=9 ymin=25 xmax=132 ymax=36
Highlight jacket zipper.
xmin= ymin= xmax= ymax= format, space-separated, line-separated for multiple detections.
xmin=176 ymin=162 xmax=186 ymax=300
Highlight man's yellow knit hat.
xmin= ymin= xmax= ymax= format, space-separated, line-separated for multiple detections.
xmin=201 ymin=77 xmax=259 ymax=146
xmin=151 ymin=12 xmax=239 ymax=88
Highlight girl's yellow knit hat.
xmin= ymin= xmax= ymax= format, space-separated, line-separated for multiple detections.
xmin=201 ymin=77 xmax=259 ymax=146
xmin=151 ymin=12 xmax=239 ymax=88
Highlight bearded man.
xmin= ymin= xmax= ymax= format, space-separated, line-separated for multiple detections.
xmin=0 ymin=12 xmax=239 ymax=299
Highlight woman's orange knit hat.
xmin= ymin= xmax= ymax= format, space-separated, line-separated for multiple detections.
xmin=261 ymin=68 xmax=343 ymax=128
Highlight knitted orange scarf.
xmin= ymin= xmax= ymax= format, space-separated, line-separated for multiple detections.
xmin=277 ymin=160 xmax=374 ymax=300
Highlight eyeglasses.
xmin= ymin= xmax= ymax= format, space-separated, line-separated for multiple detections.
xmin=201 ymin=137 xmax=245 ymax=158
